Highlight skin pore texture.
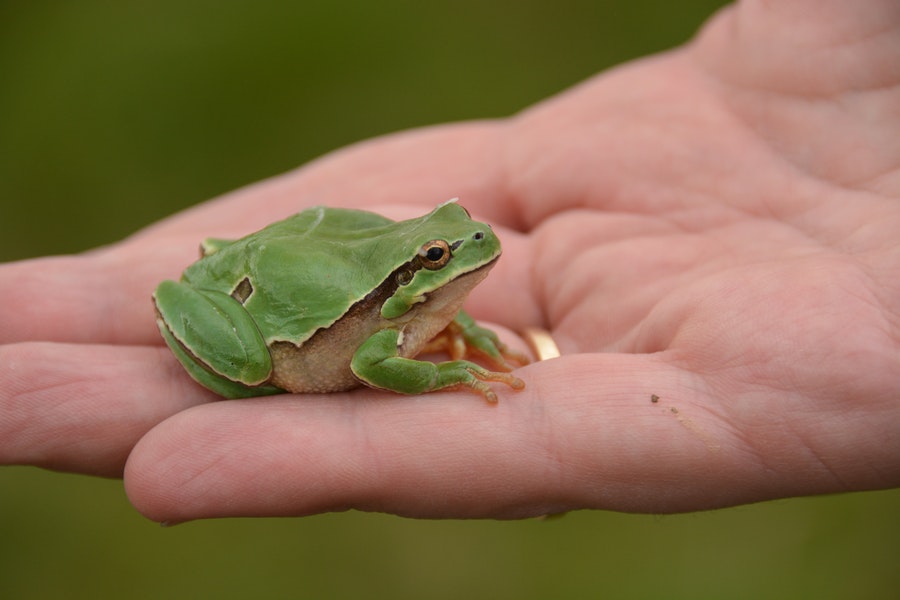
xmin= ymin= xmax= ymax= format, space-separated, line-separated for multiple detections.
xmin=0 ymin=0 xmax=898 ymax=522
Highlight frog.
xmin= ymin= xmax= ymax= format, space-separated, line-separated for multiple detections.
xmin=152 ymin=200 xmax=527 ymax=403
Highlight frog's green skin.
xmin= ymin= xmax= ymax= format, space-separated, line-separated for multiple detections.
xmin=153 ymin=201 xmax=525 ymax=402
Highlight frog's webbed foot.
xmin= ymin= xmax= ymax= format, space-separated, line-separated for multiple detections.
xmin=421 ymin=311 xmax=531 ymax=371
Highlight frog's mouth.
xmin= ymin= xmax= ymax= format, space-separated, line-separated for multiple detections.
xmin=451 ymin=254 xmax=499 ymax=282
xmin=420 ymin=254 xmax=499 ymax=303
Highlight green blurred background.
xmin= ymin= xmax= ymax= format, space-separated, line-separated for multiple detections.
xmin=1 ymin=1 xmax=897 ymax=598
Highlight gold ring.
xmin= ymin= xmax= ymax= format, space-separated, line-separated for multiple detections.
xmin=521 ymin=327 xmax=561 ymax=361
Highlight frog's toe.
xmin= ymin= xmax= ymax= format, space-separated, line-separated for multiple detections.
xmin=462 ymin=366 xmax=525 ymax=403
xmin=495 ymin=344 xmax=532 ymax=370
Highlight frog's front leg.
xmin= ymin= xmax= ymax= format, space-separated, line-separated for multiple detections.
xmin=420 ymin=311 xmax=531 ymax=370
xmin=350 ymin=328 xmax=524 ymax=403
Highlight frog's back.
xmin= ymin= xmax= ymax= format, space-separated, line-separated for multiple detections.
xmin=266 ymin=206 xmax=395 ymax=240
xmin=183 ymin=207 xmax=403 ymax=345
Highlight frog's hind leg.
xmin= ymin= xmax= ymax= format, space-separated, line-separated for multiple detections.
xmin=153 ymin=280 xmax=281 ymax=398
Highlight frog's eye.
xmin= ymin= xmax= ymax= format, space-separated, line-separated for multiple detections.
xmin=419 ymin=239 xmax=452 ymax=270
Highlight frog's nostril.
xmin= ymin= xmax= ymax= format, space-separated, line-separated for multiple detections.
xmin=473 ymin=231 xmax=485 ymax=241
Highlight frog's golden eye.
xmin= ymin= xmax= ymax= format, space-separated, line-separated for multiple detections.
xmin=419 ymin=239 xmax=452 ymax=270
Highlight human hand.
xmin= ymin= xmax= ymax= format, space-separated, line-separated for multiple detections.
xmin=2 ymin=0 xmax=897 ymax=521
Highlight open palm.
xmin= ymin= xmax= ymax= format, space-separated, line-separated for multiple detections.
xmin=2 ymin=0 xmax=897 ymax=522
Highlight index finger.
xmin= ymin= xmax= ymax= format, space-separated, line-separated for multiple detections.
xmin=0 ymin=240 xmax=196 ymax=346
